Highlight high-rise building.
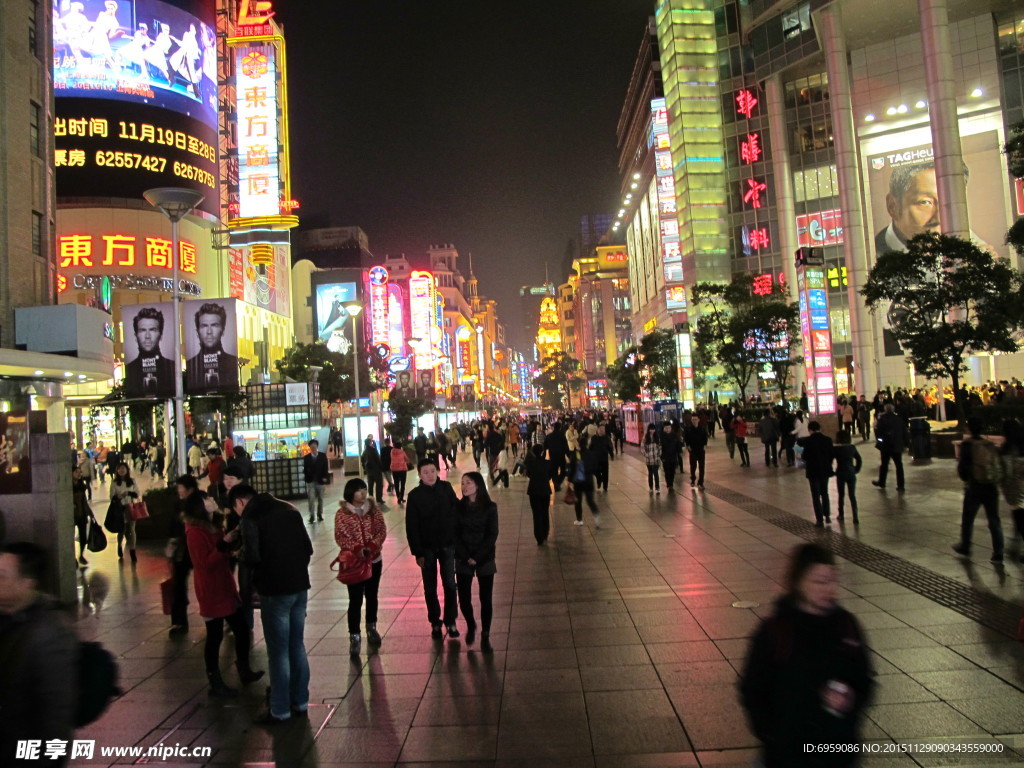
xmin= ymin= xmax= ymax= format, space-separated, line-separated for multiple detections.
xmin=519 ymin=282 xmax=556 ymax=361
xmin=573 ymin=246 xmax=632 ymax=377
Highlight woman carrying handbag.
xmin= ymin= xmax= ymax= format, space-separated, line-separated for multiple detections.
xmin=110 ymin=461 xmax=140 ymax=563
xmin=334 ymin=478 xmax=387 ymax=658
xmin=72 ymin=466 xmax=91 ymax=565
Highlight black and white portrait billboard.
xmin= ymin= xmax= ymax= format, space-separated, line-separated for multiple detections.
xmin=183 ymin=298 xmax=239 ymax=394
xmin=122 ymin=302 xmax=177 ymax=399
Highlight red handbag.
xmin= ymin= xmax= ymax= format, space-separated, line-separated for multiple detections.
xmin=330 ymin=551 xmax=372 ymax=585
xmin=563 ymin=486 xmax=578 ymax=505
xmin=159 ymin=578 xmax=173 ymax=615
xmin=127 ymin=501 xmax=149 ymax=521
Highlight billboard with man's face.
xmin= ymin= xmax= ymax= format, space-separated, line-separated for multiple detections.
xmin=122 ymin=302 xmax=176 ymax=398
xmin=183 ymin=298 xmax=239 ymax=394
xmin=864 ymin=127 xmax=1012 ymax=356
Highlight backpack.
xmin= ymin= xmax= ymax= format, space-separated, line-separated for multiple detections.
xmin=573 ymin=458 xmax=586 ymax=483
xmin=76 ymin=641 xmax=121 ymax=726
xmin=969 ymin=438 xmax=1003 ymax=485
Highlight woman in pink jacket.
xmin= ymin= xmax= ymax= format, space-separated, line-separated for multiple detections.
xmin=335 ymin=478 xmax=387 ymax=658
xmin=184 ymin=492 xmax=264 ymax=697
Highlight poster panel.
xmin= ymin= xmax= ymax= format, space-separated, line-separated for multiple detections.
xmin=182 ymin=298 xmax=239 ymax=394
xmin=122 ymin=301 xmax=177 ymax=398
xmin=0 ymin=414 xmax=32 ymax=494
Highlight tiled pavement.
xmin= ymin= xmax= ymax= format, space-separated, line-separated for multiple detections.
xmin=68 ymin=439 xmax=1024 ymax=767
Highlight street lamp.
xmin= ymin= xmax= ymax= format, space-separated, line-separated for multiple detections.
xmin=143 ymin=187 xmax=204 ymax=478
xmin=344 ymin=301 xmax=363 ymax=473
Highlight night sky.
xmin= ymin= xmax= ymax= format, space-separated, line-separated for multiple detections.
xmin=284 ymin=0 xmax=655 ymax=349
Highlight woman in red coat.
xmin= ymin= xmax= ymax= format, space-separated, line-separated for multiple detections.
xmin=184 ymin=492 xmax=264 ymax=696
xmin=335 ymin=478 xmax=387 ymax=658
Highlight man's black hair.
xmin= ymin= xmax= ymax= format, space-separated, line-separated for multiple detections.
xmin=176 ymin=474 xmax=198 ymax=492
xmin=2 ymin=541 xmax=47 ymax=584
xmin=133 ymin=306 xmax=165 ymax=335
xmin=227 ymin=483 xmax=257 ymax=506
xmin=417 ymin=457 xmax=438 ymax=471
xmin=193 ymin=302 xmax=227 ymax=330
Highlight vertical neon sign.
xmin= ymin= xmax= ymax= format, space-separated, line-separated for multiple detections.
xmin=235 ymin=44 xmax=280 ymax=218
xmin=796 ymin=249 xmax=836 ymax=415
xmin=367 ymin=266 xmax=389 ymax=345
xmin=409 ymin=271 xmax=434 ymax=370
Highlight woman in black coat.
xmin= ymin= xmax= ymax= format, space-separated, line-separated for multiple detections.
xmin=454 ymin=471 xmax=498 ymax=652
xmin=525 ymin=444 xmax=551 ymax=545
xmin=740 ymin=543 xmax=873 ymax=767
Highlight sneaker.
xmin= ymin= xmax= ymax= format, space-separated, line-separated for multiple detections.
xmin=446 ymin=623 xmax=460 ymax=639
xmin=349 ymin=633 xmax=361 ymax=658
xmin=655 ymin=489 xmax=660 ymax=495
xmin=431 ymin=624 xmax=443 ymax=639
xmin=592 ymin=514 xmax=602 ymax=529
xmin=990 ymin=553 xmax=1004 ymax=564
xmin=951 ymin=542 xmax=970 ymax=557
xmin=573 ymin=520 xmax=585 ymax=526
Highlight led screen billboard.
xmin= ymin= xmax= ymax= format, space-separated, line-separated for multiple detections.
xmin=314 ymin=281 xmax=358 ymax=354
xmin=863 ymin=126 xmax=1012 ymax=356
xmin=54 ymin=0 xmax=217 ymax=129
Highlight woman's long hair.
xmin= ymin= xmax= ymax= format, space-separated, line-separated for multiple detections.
xmin=643 ymin=425 xmax=658 ymax=446
xmin=113 ymin=461 xmax=133 ymax=484
xmin=181 ymin=490 xmax=221 ymax=531
xmin=461 ymin=471 xmax=493 ymax=509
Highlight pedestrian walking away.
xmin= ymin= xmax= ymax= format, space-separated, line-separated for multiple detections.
xmin=833 ymin=430 xmax=862 ymax=524
xmin=405 ymin=459 xmax=461 ymax=639
xmin=734 ymin=412 xmax=751 ymax=467
xmin=797 ymin=421 xmax=834 ymax=527
xmin=525 ymin=443 xmax=552 ymax=545
xmin=872 ymin=403 xmax=905 ymax=491
xmin=998 ymin=419 xmax=1024 ymax=562
xmin=567 ymin=438 xmax=601 ymax=528
xmin=334 ymin=478 xmax=387 ymax=658
xmin=361 ymin=436 xmax=386 ymax=505
xmin=642 ymin=424 xmax=662 ymax=494
xmin=660 ymin=422 xmax=680 ymax=489
xmin=952 ymin=417 xmax=1005 ymax=563
xmin=683 ymin=415 xmax=708 ymax=489
xmin=454 ymin=472 xmax=498 ymax=652
xmin=390 ymin=441 xmax=411 ymax=505
xmin=740 ymin=543 xmax=874 ymax=768
xmin=302 ymin=439 xmax=329 ymax=522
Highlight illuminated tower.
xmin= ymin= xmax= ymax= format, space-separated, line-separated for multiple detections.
xmin=535 ymin=297 xmax=562 ymax=362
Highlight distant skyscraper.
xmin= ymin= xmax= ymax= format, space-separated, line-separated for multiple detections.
xmin=579 ymin=213 xmax=615 ymax=259
xmin=519 ymin=281 xmax=555 ymax=361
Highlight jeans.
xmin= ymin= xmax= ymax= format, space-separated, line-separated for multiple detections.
xmin=260 ymin=591 xmax=311 ymax=720
xmin=647 ymin=464 xmax=660 ymax=490
xmin=959 ymin=483 xmax=1004 ymax=556
xmin=689 ymin=449 xmax=705 ymax=485
xmin=347 ymin=560 xmax=383 ymax=634
xmin=808 ymin=474 xmax=831 ymax=523
xmin=877 ymin=448 xmax=905 ymax=489
xmin=457 ymin=572 xmax=495 ymax=633
xmin=420 ymin=547 xmax=458 ymax=626
xmin=737 ymin=438 xmax=750 ymax=465
xmin=763 ymin=440 xmax=778 ymax=466
xmin=366 ymin=473 xmax=384 ymax=503
xmin=204 ymin=608 xmax=251 ymax=676
xmin=836 ymin=474 xmax=858 ymax=516
xmin=529 ymin=493 xmax=551 ymax=543
xmin=573 ymin=482 xmax=598 ymax=521
xmin=392 ymin=470 xmax=408 ymax=503
xmin=306 ymin=482 xmax=325 ymax=519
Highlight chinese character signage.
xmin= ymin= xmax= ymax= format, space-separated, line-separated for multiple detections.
xmin=235 ymin=43 xmax=281 ymax=218
xmin=367 ymin=266 xmax=390 ymax=346
xmin=409 ymin=271 xmax=437 ymax=371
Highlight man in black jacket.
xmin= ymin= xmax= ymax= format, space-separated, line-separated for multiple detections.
xmin=405 ymin=459 xmax=460 ymax=639
xmin=302 ymin=439 xmax=329 ymax=523
xmin=798 ymin=421 xmax=835 ymax=526
xmin=683 ymin=415 xmax=709 ymax=489
xmin=660 ymin=423 xmax=681 ymax=490
xmin=871 ymin=403 xmax=905 ymax=491
xmin=230 ymin=484 xmax=313 ymax=725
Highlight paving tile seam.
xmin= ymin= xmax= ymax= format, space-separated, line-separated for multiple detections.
xmin=700 ymin=480 xmax=1022 ymax=639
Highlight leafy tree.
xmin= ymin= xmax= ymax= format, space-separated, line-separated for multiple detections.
xmin=691 ymin=274 xmax=800 ymax=400
xmin=861 ymin=232 xmax=1024 ymax=424
xmin=606 ymin=347 xmax=642 ymax=402
xmin=274 ymin=341 xmax=382 ymax=403
xmin=1004 ymin=120 xmax=1024 ymax=256
xmin=533 ymin=351 xmax=584 ymax=409
xmin=385 ymin=390 xmax=433 ymax=443
xmin=638 ymin=329 xmax=679 ymax=399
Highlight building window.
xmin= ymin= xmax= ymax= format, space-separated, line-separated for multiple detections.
xmin=29 ymin=0 xmax=39 ymax=54
xmin=30 ymin=102 xmax=41 ymax=157
xmin=784 ymin=74 xmax=829 ymax=108
xmin=793 ymin=164 xmax=839 ymax=203
xmin=31 ymin=211 xmax=43 ymax=255
xmin=782 ymin=2 xmax=812 ymax=40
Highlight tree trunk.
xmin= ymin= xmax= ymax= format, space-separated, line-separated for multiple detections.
xmin=950 ymin=366 xmax=966 ymax=427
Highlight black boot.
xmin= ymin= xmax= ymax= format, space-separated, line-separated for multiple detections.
xmin=480 ymin=632 xmax=492 ymax=653
xmin=236 ymin=661 xmax=265 ymax=685
xmin=207 ymin=671 xmax=238 ymax=698
xmin=129 ymin=549 xmax=137 ymax=564
xmin=117 ymin=542 xmax=123 ymax=560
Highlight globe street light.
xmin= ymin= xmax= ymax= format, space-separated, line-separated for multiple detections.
xmin=344 ymin=302 xmax=363 ymax=473
xmin=143 ymin=187 xmax=204 ymax=477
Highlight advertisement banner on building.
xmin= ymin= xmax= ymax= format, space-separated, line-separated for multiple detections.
xmin=122 ymin=302 xmax=177 ymax=399
xmin=227 ymin=244 xmax=291 ymax=316
xmin=0 ymin=413 xmax=32 ymax=494
xmin=313 ymin=281 xmax=358 ymax=354
xmin=864 ymin=127 xmax=1011 ymax=355
xmin=182 ymin=298 xmax=239 ymax=394
xmin=796 ymin=209 xmax=844 ymax=248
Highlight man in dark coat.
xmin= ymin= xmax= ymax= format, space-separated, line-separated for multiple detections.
xmin=660 ymin=423 xmax=681 ymax=490
xmin=759 ymin=411 xmax=781 ymax=467
xmin=798 ymin=421 xmax=835 ymax=526
xmin=683 ymin=415 xmax=709 ymax=488
xmin=872 ymin=403 xmax=905 ymax=491
xmin=302 ymin=439 xmax=329 ymax=523
xmin=231 ymin=484 xmax=313 ymax=724
xmin=361 ymin=436 xmax=385 ymax=504
xmin=405 ymin=460 xmax=460 ymax=638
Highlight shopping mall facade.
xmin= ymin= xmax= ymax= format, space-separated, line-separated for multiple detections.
xmin=622 ymin=0 xmax=1024 ymax=404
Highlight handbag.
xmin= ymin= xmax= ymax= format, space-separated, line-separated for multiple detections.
xmin=127 ymin=500 xmax=149 ymax=521
xmin=563 ymin=486 xmax=578 ymax=505
xmin=329 ymin=551 xmax=372 ymax=585
xmin=103 ymin=499 xmax=125 ymax=534
xmin=159 ymin=578 xmax=174 ymax=615
xmin=86 ymin=518 xmax=107 ymax=553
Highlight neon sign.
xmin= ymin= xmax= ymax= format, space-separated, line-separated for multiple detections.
xmin=796 ymin=209 xmax=844 ymax=247
xmin=409 ymin=271 xmax=436 ymax=370
xmin=743 ymin=178 xmax=767 ymax=208
xmin=740 ymin=133 xmax=762 ymax=164
xmin=797 ymin=260 xmax=836 ymax=414
xmin=736 ymin=89 xmax=759 ymax=119
xmin=235 ymin=44 xmax=280 ymax=218
xmin=237 ymin=0 xmax=275 ymax=36
xmin=58 ymin=233 xmax=197 ymax=273
xmin=367 ymin=267 xmax=389 ymax=345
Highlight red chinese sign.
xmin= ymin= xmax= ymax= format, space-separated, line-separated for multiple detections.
xmin=743 ymin=179 xmax=767 ymax=208
xmin=740 ymin=133 xmax=762 ymax=164
xmin=736 ymin=89 xmax=759 ymax=119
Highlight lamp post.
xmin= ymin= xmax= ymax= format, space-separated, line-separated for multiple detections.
xmin=143 ymin=187 xmax=204 ymax=478
xmin=344 ymin=302 xmax=363 ymax=473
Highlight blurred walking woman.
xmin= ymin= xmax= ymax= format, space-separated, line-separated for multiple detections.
xmin=110 ymin=461 xmax=139 ymax=563
xmin=184 ymin=493 xmax=264 ymax=697
xmin=740 ymin=544 xmax=873 ymax=767
xmin=455 ymin=471 xmax=498 ymax=652
xmin=335 ymin=478 xmax=387 ymax=658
